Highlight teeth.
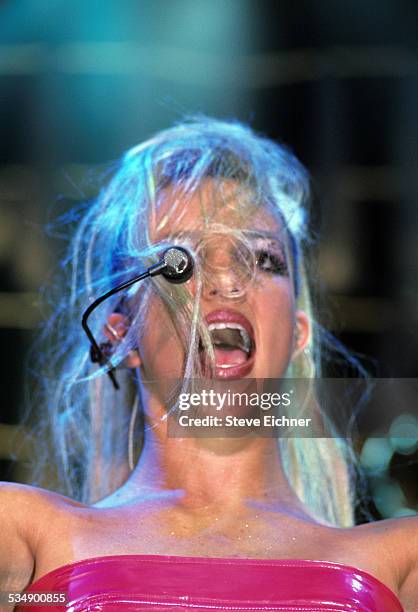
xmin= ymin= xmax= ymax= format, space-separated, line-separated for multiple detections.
xmin=207 ymin=322 xmax=252 ymax=354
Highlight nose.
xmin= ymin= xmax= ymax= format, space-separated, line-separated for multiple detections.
xmin=202 ymin=273 xmax=243 ymax=301
xmin=200 ymin=240 xmax=251 ymax=301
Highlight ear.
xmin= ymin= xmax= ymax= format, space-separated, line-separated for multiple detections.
xmin=103 ymin=313 xmax=142 ymax=369
xmin=291 ymin=310 xmax=310 ymax=360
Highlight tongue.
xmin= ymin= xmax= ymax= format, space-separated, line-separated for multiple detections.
xmin=214 ymin=347 xmax=248 ymax=366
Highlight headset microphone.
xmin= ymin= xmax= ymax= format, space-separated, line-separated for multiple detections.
xmin=82 ymin=246 xmax=194 ymax=389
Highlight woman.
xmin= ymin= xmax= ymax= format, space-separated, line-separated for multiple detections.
xmin=0 ymin=117 xmax=416 ymax=610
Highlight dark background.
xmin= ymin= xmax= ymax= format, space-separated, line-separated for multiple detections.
xmin=0 ymin=0 xmax=416 ymax=520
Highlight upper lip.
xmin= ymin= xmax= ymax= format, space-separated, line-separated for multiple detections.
xmin=204 ymin=309 xmax=255 ymax=346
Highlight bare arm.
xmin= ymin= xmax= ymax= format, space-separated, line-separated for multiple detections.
xmin=0 ymin=483 xmax=36 ymax=594
xmin=398 ymin=516 xmax=418 ymax=612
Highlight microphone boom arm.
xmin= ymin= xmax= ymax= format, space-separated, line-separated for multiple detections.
xmin=81 ymin=247 xmax=193 ymax=390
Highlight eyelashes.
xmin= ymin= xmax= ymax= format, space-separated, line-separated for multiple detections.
xmin=255 ymin=249 xmax=288 ymax=275
xmin=253 ymin=237 xmax=288 ymax=276
xmin=228 ymin=240 xmax=288 ymax=277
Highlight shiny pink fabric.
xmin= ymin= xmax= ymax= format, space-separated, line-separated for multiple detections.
xmin=19 ymin=555 xmax=403 ymax=611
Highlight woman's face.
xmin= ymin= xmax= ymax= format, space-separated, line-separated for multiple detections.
xmin=136 ymin=179 xmax=309 ymax=383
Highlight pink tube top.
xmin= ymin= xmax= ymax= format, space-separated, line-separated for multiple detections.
xmin=18 ymin=555 xmax=403 ymax=611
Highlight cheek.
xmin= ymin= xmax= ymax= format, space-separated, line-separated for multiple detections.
xmin=254 ymin=283 xmax=295 ymax=369
xmin=138 ymin=295 xmax=184 ymax=377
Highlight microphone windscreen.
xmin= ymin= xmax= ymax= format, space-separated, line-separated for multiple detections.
xmin=164 ymin=248 xmax=188 ymax=274
xmin=162 ymin=247 xmax=194 ymax=283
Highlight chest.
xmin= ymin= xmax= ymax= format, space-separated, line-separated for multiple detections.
xmin=34 ymin=511 xmax=399 ymax=599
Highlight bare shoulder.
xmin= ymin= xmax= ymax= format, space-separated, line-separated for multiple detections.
xmin=0 ymin=481 xmax=86 ymax=590
xmin=354 ymin=515 xmax=418 ymax=609
xmin=379 ymin=515 xmax=418 ymax=610
xmin=0 ymin=480 xmax=86 ymax=527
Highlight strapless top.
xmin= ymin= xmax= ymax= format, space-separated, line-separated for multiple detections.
xmin=17 ymin=554 xmax=403 ymax=611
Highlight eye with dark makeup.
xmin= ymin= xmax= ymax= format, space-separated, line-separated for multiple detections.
xmin=253 ymin=238 xmax=288 ymax=276
xmin=255 ymin=249 xmax=288 ymax=275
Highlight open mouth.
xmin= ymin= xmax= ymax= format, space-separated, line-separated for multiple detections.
xmin=199 ymin=310 xmax=256 ymax=379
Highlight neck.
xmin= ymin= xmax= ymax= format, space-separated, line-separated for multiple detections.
xmin=125 ymin=392 xmax=311 ymax=521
